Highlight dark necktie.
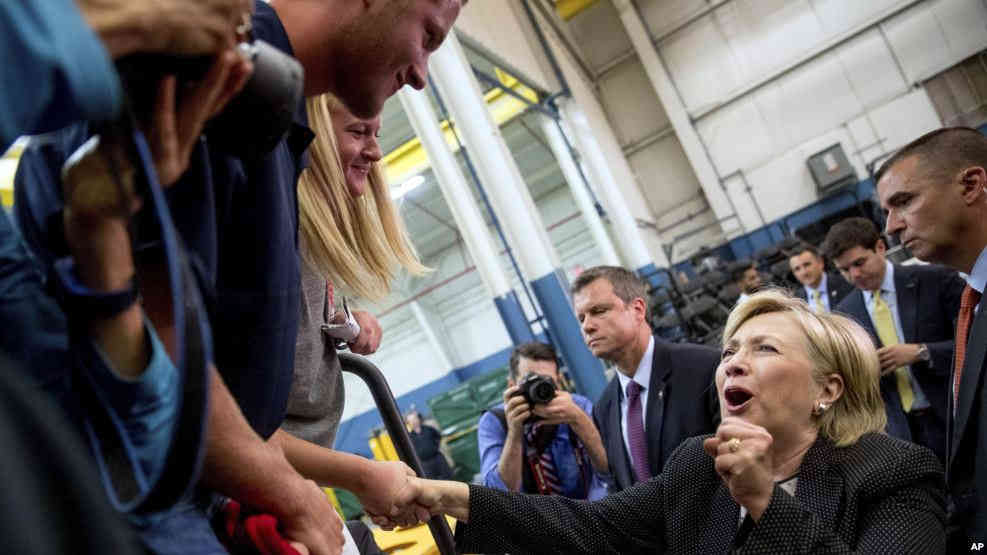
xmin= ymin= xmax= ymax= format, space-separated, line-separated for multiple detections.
xmin=525 ymin=423 xmax=562 ymax=495
xmin=626 ymin=381 xmax=651 ymax=483
xmin=954 ymin=285 xmax=982 ymax=411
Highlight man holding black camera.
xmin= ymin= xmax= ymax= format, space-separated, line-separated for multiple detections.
xmin=476 ymin=342 xmax=609 ymax=500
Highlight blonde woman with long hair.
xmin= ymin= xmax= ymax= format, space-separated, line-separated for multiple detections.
xmin=270 ymin=93 xmax=431 ymax=533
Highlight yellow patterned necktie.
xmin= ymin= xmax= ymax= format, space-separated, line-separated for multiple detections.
xmin=812 ymin=289 xmax=824 ymax=313
xmin=872 ymin=290 xmax=914 ymax=412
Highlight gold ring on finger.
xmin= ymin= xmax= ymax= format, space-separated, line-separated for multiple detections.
xmin=727 ymin=437 xmax=742 ymax=453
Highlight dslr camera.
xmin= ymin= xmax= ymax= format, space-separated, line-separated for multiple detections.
xmin=115 ymin=39 xmax=303 ymax=160
xmin=517 ymin=374 xmax=557 ymax=405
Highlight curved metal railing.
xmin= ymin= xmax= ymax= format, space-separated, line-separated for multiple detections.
xmin=339 ymin=353 xmax=458 ymax=555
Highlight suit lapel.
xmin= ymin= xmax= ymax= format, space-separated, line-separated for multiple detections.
xmin=953 ymin=297 xmax=987 ymax=459
xmin=845 ymin=290 xmax=879 ymax=345
xmin=606 ymin=379 xmax=634 ymax=490
xmin=795 ymin=438 xmax=843 ymax=529
xmin=700 ymin=483 xmax=740 ymax=548
xmin=703 ymin=439 xmax=842 ymax=548
xmin=894 ymin=266 xmax=919 ymax=342
xmin=828 ymin=272 xmax=852 ymax=304
xmin=646 ymin=340 xmax=670 ymax=475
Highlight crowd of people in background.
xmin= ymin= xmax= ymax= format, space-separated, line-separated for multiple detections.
xmin=1 ymin=0 xmax=986 ymax=553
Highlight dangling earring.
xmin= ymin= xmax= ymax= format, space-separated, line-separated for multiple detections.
xmin=813 ymin=401 xmax=830 ymax=416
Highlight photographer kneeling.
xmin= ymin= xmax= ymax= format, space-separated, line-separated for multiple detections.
xmin=477 ymin=342 xmax=609 ymax=500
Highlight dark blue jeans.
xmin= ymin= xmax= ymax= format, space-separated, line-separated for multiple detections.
xmin=135 ymin=493 xmax=227 ymax=555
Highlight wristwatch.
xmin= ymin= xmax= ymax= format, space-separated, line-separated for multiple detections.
xmin=53 ymin=257 xmax=139 ymax=320
xmin=916 ymin=344 xmax=931 ymax=362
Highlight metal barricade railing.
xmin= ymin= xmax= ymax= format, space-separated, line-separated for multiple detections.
xmin=339 ymin=353 xmax=458 ymax=555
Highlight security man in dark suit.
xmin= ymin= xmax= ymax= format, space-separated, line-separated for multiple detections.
xmin=874 ymin=126 xmax=987 ymax=550
xmin=822 ymin=217 xmax=963 ymax=464
xmin=788 ymin=243 xmax=854 ymax=312
xmin=571 ymin=266 xmax=719 ymax=492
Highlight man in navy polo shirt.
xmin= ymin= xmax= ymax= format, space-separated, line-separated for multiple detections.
xmin=181 ymin=0 xmax=466 ymax=546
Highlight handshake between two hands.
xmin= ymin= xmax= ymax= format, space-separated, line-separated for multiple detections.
xmin=360 ymin=461 xmax=460 ymax=531
xmin=363 ymin=475 xmax=440 ymax=531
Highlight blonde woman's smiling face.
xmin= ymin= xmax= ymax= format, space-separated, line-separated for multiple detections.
xmin=330 ymin=108 xmax=381 ymax=197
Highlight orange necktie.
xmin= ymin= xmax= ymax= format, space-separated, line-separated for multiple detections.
xmin=953 ymin=285 xmax=982 ymax=410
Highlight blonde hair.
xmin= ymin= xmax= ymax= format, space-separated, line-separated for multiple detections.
xmin=298 ymin=94 xmax=428 ymax=301
xmin=722 ymin=289 xmax=886 ymax=447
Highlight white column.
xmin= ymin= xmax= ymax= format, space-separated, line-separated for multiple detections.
xmin=538 ymin=114 xmax=621 ymax=267
xmin=559 ymin=99 xmax=663 ymax=268
xmin=428 ymin=30 xmax=558 ymax=279
xmin=533 ymin=6 xmax=669 ymax=267
xmin=409 ymin=301 xmax=455 ymax=371
xmin=427 ymin=30 xmax=609 ymax=400
xmin=611 ymin=0 xmax=743 ymax=235
xmin=398 ymin=88 xmax=511 ymax=298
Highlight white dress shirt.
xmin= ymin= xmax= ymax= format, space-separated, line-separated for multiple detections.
xmin=617 ymin=335 xmax=655 ymax=458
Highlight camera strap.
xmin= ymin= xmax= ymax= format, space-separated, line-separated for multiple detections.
xmin=523 ymin=423 xmax=561 ymax=496
xmin=527 ymin=423 xmax=592 ymax=498
xmin=66 ymin=125 xmax=212 ymax=515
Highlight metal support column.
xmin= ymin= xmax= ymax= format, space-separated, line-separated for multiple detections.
xmin=559 ymin=99 xmax=662 ymax=269
xmin=611 ymin=0 xmax=742 ymax=233
xmin=429 ymin=31 xmax=607 ymax=400
xmin=538 ymin=114 xmax=621 ymax=267
xmin=409 ymin=301 xmax=456 ymax=371
xmin=399 ymin=88 xmax=535 ymax=345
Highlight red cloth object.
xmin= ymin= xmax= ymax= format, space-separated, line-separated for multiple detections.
xmin=221 ymin=500 xmax=302 ymax=555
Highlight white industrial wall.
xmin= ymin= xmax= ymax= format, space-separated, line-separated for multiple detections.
xmin=569 ymin=0 xmax=987 ymax=249
xmin=343 ymin=0 xmax=987 ymax=421
xmin=343 ymin=184 xmax=604 ymax=420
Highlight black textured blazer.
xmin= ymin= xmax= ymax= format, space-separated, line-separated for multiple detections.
xmin=592 ymin=337 xmax=719 ymax=492
xmin=455 ymin=433 xmax=946 ymax=554
xmin=948 ymin=291 xmax=987 ymax=548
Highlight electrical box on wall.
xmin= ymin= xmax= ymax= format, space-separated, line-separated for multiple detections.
xmin=807 ymin=143 xmax=857 ymax=196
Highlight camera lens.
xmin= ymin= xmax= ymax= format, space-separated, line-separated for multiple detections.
xmin=521 ymin=375 xmax=556 ymax=405
xmin=532 ymin=381 xmax=555 ymax=403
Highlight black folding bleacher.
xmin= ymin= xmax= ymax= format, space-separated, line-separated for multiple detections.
xmin=769 ymin=258 xmax=795 ymax=286
xmin=717 ymin=283 xmax=741 ymax=307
